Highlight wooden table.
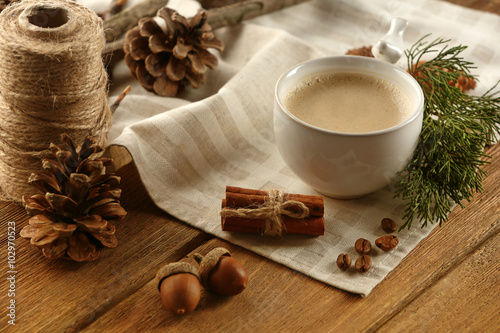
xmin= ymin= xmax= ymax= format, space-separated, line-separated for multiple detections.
xmin=2 ymin=1 xmax=499 ymax=332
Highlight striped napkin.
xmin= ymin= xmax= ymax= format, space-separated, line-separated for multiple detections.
xmin=106 ymin=0 xmax=500 ymax=296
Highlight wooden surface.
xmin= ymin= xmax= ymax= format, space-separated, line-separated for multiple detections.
xmin=2 ymin=1 xmax=500 ymax=332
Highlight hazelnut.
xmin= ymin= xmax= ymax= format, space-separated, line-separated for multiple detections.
xmin=155 ymin=255 xmax=202 ymax=315
xmin=200 ymin=247 xmax=248 ymax=296
xmin=209 ymin=256 xmax=248 ymax=296
xmin=159 ymin=273 xmax=201 ymax=316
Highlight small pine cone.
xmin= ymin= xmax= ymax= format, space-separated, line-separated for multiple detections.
xmin=20 ymin=134 xmax=127 ymax=262
xmin=123 ymin=7 xmax=224 ymax=96
xmin=448 ymin=69 xmax=477 ymax=92
xmin=410 ymin=60 xmax=477 ymax=93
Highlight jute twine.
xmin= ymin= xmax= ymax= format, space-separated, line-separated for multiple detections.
xmin=220 ymin=190 xmax=310 ymax=236
xmin=0 ymin=0 xmax=112 ymax=202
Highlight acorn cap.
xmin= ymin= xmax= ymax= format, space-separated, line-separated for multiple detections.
xmin=199 ymin=247 xmax=230 ymax=287
xmin=155 ymin=254 xmax=201 ymax=291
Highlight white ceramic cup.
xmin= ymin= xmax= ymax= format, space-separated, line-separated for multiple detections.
xmin=274 ymin=56 xmax=424 ymax=199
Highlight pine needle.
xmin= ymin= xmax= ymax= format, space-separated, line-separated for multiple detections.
xmin=394 ymin=35 xmax=500 ymax=230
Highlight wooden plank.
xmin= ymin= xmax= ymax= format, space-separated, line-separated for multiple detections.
xmin=0 ymin=2 xmax=497 ymax=332
xmin=380 ymin=231 xmax=500 ymax=332
xmin=3 ymin=143 xmax=498 ymax=332
xmin=306 ymin=143 xmax=500 ymax=332
xmin=1 ymin=162 xmax=210 ymax=332
xmin=86 ymin=238 xmax=344 ymax=332
xmin=444 ymin=0 xmax=500 ymax=14
xmin=81 ymin=143 xmax=500 ymax=331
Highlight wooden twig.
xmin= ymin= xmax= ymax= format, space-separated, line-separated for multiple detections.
xmin=197 ymin=0 xmax=241 ymax=8
xmin=103 ymin=36 xmax=126 ymax=56
xmin=110 ymin=85 xmax=132 ymax=114
xmin=207 ymin=0 xmax=310 ymax=30
xmin=103 ymin=0 xmax=170 ymax=43
xmin=109 ymin=0 xmax=129 ymax=16
xmin=99 ymin=0 xmax=128 ymax=19
xmin=102 ymin=0 xmax=311 ymax=55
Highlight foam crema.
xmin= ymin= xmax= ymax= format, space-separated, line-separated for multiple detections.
xmin=284 ymin=72 xmax=413 ymax=134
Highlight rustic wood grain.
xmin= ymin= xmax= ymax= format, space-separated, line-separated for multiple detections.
xmin=1 ymin=1 xmax=498 ymax=332
xmin=444 ymin=0 xmax=500 ymax=14
xmin=313 ymin=143 xmax=500 ymax=332
xmin=381 ymin=231 xmax=500 ymax=333
xmin=71 ymin=143 xmax=500 ymax=332
xmin=85 ymin=238 xmax=340 ymax=332
xmin=1 ymin=163 xmax=211 ymax=332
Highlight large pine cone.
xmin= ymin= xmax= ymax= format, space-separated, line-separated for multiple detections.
xmin=123 ymin=8 xmax=224 ymax=96
xmin=20 ymin=134 xmax=127 ymax=262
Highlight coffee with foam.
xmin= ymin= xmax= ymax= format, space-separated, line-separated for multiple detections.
xmin=283 ymin=72 xmax=413 ymax=134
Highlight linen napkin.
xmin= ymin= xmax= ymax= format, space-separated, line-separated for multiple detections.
xmin=104 ymin=0 xmax=500 ymax=296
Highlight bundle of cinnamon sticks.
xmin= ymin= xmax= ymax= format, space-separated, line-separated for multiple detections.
xmin=220 ymin=186 xmax=325 ymax=236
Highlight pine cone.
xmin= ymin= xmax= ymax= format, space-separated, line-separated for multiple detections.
xmin=410 ymin=60 xmax=477 ymax=93
xmin=20 ymin=134 xmax=127 ymax=262
xmin=123 ymin=7 xmax=224 ymax=96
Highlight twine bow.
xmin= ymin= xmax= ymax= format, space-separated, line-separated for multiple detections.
xmin=220 ymin=189 xmax=310 ymax=236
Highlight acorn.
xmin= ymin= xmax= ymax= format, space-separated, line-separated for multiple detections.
xmin=155 ymin=254 xmax=202 ymax=315
xmin=199 ymin=247 xmax=248 ymax=296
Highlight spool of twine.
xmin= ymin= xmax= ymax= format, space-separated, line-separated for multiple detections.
xmin=0 ymin=0 xmax=112 ymax=202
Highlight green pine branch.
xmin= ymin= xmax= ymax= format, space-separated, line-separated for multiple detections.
xmin=394 ymin=35 xmax=500 ymax=230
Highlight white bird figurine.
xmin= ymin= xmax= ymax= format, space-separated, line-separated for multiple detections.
xmin=372 ymin=17 xmax=408 ymax=64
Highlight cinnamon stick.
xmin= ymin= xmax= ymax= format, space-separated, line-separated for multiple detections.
xmin=220 ymin=187 xmax=325 ymax=236
xmin=225 ymin=186 xmax=324 ymax=217
xmin=222 ymin=217 xmax=325 ymax=235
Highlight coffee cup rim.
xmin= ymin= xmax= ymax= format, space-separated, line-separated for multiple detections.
xmin=275 ymin=55 xmax=425 ymax=137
